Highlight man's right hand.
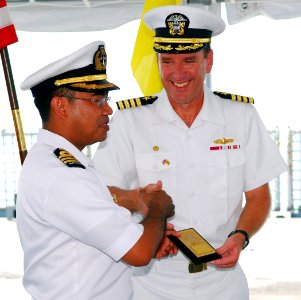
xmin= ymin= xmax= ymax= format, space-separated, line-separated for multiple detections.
xmin=120 ymin=181 xmax=175 ymax=266
xmin=138 ymin=180 xmax=174 ymax=218
xmin=145 ymin=190 xmax=175 ymax=219
xmin=108 ymin=181 xmax=173 ymax=217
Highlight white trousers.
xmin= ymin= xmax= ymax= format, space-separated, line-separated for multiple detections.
xmin=131 ymin=259 xmax=249 ymax=300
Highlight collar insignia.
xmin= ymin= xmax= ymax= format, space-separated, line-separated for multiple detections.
xmin=54 ymin=148 xmax=85 ymax=169
xmin=162 ymin=159 xmax=170 ymax=166
xmin=214 ymin=137 xmax=234 ymax=145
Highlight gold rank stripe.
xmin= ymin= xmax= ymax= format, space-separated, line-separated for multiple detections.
xmin=124 ymin=100 xmax=131 ymax=109
xmin=136 ymin=97 xmax=142 ymax=106
xmin=117 ymin=101 xmax=125 ymax=110
xmin=53 ymin=148 xmax=85 ymax=169
xmin=61 ymin=158 xmax=78 ymax=163
xmin=116 ymin=96 xmax=158 ymax=110
xmin=231 ymin=94 xmax=253 ymax=104
xmin=213 ymin=91 xmax=254 ymax=104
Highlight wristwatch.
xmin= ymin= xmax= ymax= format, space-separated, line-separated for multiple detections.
xmin=228 ymin=229 xmax=249 ymax=249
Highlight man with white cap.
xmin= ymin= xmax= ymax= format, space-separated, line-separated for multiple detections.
xmin=16 ymin=41 xmax=176 ymax=300
xmin=93 ymin=5 xmax=287 ymax=299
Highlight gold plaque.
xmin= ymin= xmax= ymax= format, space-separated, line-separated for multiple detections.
xmin=168 ymin=228 xmax=221 ymax=265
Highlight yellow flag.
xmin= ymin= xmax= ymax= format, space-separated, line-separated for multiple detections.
xmin=131 ymin=0 xmax=182 ymax=96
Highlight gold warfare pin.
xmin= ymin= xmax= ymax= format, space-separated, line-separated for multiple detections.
xmin=214 ymin=137 xmax=234 ymax=145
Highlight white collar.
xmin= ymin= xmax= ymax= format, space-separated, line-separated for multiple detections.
xmin=37 ymin=129 xmax=90 ymax=168
xmin=153 ymin=85 xmax=226 ymax=127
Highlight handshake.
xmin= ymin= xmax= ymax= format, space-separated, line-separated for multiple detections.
xmin=109 ymin=180 xmax=178 ymax=260
xmin=110 ymin=180 xmax=222 ymax=269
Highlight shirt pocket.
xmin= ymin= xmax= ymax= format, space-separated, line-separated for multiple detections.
xmin=135 ymin=152 xmax=177 ymax=195
xmin=208 ymin=150 xmax=245 ymax=198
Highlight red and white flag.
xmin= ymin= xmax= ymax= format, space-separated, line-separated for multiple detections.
xmin=0 ymin=0 xmax=18 ymax=49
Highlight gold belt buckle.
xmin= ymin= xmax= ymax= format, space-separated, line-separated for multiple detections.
xmin=188 ymin=262 xmax=207 ymax=273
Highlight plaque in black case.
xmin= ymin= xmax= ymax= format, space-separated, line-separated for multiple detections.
xmin=168 ymin=228 xmax=222 ymax=264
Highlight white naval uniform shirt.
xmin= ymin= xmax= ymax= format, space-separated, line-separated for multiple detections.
xmin=93 ymin=86 xmax=287 ymax=299
xmin=16 ymin=129 xmax=143 ymax=300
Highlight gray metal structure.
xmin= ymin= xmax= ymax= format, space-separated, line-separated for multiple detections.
xmin=287 ymin=128 xmax=301 ymax=217
xmin=1 ymin=128 xmax=292 ymax=218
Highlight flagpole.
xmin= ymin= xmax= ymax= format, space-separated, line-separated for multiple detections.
xmin=1 ymin=47 xmax=27 ymax=164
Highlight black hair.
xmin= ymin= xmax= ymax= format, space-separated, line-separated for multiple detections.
xmin=33 ymin=87 xmax=74 ymax=123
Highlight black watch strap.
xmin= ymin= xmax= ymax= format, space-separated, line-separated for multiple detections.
xmin=228 ymin=229 xmax=249 ymax=249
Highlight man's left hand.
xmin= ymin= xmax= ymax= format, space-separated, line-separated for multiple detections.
xmin=210 ymin=234 xmax=244 ymax=268
xmin=155 ymin=223 xmax=179 ymax=259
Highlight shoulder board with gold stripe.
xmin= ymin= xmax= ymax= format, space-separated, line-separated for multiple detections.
xmin=116 ymin=96 xmax=158 ymax=110
xmin=213 ymin=91 xmax=254 ymax=104
xmin=54 ymin=148 xmax=85 ymax=169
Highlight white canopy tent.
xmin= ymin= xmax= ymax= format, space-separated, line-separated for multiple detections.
xmin=6 ymin=0 xmax=301 ymax=32
xmin=2 ymin=0 xmax=301 ymax=148
xmin=3 ymin=0 xmax=301 ymax=133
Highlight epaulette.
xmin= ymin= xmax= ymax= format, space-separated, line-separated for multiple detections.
xmin=116 ymin=95 xmax=158 ymax=110
xmin=54 ymin=148 xmax=85 ymax=169
xmin=213 ymin=91 xmax=254 ymax=104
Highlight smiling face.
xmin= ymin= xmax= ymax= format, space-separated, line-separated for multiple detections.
xmin=157 ymin=50 xmax=213 ymax=107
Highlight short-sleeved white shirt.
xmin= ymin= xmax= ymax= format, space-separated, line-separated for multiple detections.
xmin=93 ymin=87 xmax=287 ymax=299
xmin=16 ymin=129 xmax=143 ymax=300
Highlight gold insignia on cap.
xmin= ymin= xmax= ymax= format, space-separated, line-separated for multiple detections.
xmin=70 ymin=82 xmax=114 ymax=90
xmin=213 ymin=91 xmax=254 ymax=104
xmin=54 ymin=45 xmax=109 ymax=87
xmin=166 ymin=13 xmax=189 ymax=36
xmin=153 ymin=36 xmax=211 ymax=53
xmin=53 ymin=148 xmax=85 ymax=169
xmin=153 ymin=146 xmax=159 ymax=151
xmin=54 ymin=74 xmax=107 ymax=86
xmin=214 ymin=138 xmax=234 ymax=145
xmin=154 ymin=43 xmax=173 ymax=51
xmin=162 ymin=159 xmax=170 ymax=166
xmin=154 ymin=37 xmax=211 ymax=44
xmin=94 ymin=45 xmax=107 ymax=71
xmin=176 ymin=44 xmax=204 ymax=51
